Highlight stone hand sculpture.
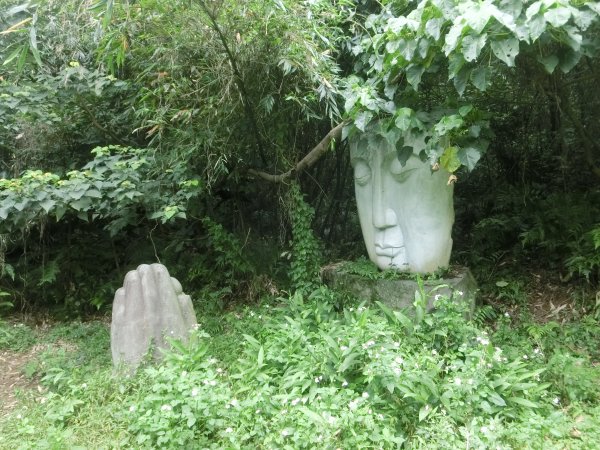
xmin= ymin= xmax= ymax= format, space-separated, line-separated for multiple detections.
xmin=350 ymin=130 xmax=454 ymax=273
xmin=111 ymin=263 xmax=197 ymax=369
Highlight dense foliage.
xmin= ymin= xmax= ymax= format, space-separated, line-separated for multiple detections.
xmin=1 ymin=289 xmax=599 ymax=448
xmin=0 ymin=0 xmax=598 ymax=314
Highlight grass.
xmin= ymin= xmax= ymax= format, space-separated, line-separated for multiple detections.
xmin=0 ymin=286 xmax=599 ymax=449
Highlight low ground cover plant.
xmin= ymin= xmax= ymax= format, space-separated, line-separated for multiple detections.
xmin=1 ymin=286 xmax=599 ymax=449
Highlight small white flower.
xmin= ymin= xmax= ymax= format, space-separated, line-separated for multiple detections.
xmin=230 ymin=399 xmax=239 ymax=407
xmin=504 ymin=312 xmax=510 ymax=318
xmin=81 ymin=383 xmax=87 ymax=388
xmin=523 ymin=355 xmax=528 ymax=360
xmin=129 ymin=405 xmax=136 ymax=412
xmin=191 ymin=388 xmax=199 ymax=397
xmin=161 ymin=404 xmax=172 ymax=411
xmin=16 ymin=414 xmax=22 ymax=419
xmin=434 ymin=294 xmax=441 ymax=301
xmin=315 ymin=375 xmax=323 ymax=383
xmin=209 ymin=380 xmax=217 ymax=386
xmin=281 ymin=429 xmax=290 ymax=436
xmin=256 ymin=409 xmax=261 ymax=414
xmin=340 ymin=345 xmax=348 ymax=351
xmin=432 ymin=349 xmax=438 ymax=355
xmin=225 ymin=427 xmax=233 ymax=433
xmin=481 ymin=426 xmax=489 ymax=434
xmin=394 ymin=356 xmax=404 ymax=364
xmin=454 ymin=378 xmax=462 ymax=386
xmin=348 ymin=400 xmax=359 ymax=410
xmin=342 ymin=380 xmax=349 ymax=387
xmin=457 ymin=291 xmax=464 ymax=296
xmin=362 ymin=392 xmax=369 ymax=398
xmin=393 ymin=367 xmax=402 ymax=375
xmin=467 ymin=379 xmax=474 ymax=385
xmin=291 ymin=398 xmax=300 ymax=406
xmin=553 ymin=397 xmax=560 ymax=405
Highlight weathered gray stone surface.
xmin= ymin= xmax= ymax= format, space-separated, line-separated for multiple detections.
xmin=111 ymin=263 xmax=197 ymax=369
xmin=322 ymin=262 xmax=477 ymax=316
xmin=350 ymin=124 xmax=455 ymax=273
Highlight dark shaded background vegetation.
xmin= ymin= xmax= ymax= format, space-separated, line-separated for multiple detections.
xmin=0 ymin=0 xmax=598 ymax=317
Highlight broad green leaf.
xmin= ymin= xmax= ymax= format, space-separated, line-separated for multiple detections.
xmin=398 ymin=39 xmax=417 ymax=61
xmin=396 ymin=145 xmax=413 ymax=167
xmin=528 ymin=13 xmax=547 ymax=42
xmin=491 ymin=37 xmax=519 ymax=66
xmin=40 ymin=198 xmax=56 ymax=213
xmin=419 ymin=405 xmax=432 ymax=422
xmin=563 ymin=25 xmax=582 ymax=52
xmin=458 ymin=105 xmax=473 ymax=116
xmin=440 ymin=146 xmax=461 ymax=172
xmin=354 ymin=110 xmax=373 ymax=132
xmin=55 ymin=205 xmax=67 ymax=221
xmin=537 ymin=54 xmax=559 ymax=74
xmin=425 ymin=18 xmax=443 ymax=41
xmin=559 ymin=48 xmax=581 ymax=73
xmin=0 ymin=206 xmax=10 ymax=220
xmin=488 ymin=392 xmax=507 ymax=407
xmin=434 ymin=115 xmax=463 ymax=135
xmin=300 ymin=407 xmax=326 ymax=425
xmin=545 ymin=6 xmax=571 ymax=28
xmin=458 ymin=146 xmax=481 ymax=171
xmin=470 ymin=67 xmax=491 ymax=91
xmin=453 ymin=66 xmax=471 ymax=97
xmin=395 ymin=108 xmax=413 ymax=131
xmin=448 ymin=54 xmax=465 ymax=79
xmin=462 ymin=3 xmax=490 ymax=33
xmin=339 ymin=353 xmax=359 ymax=372
xmin=526 ymin=2 xmax=542 ymax=20
xmin=444 ymin=21 xmax=464 ymax=55
xmin=571 ymin=8 xmax=595 ymax=30
xmin=406 ymin=64 xmax=425 ymax=90
xmin=461 ymin=33 xmax=487 ymax=62
xmin=508 ymin=397 xmax=540 ymax=408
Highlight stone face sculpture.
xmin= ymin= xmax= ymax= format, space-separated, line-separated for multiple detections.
xmin=111 ymin=263 xmax=197 ymax=369
xmin=350 ymin=130 xmax=454 ymax=273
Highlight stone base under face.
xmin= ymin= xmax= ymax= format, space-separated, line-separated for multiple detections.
xmin=321 ymin=262 xmax=477 ymax=316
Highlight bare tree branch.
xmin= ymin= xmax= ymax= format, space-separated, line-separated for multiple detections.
xmin=248 ymin=122 xmax=346 ymax=183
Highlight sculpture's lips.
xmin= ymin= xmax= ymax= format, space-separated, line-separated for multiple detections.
xmin=374 ymin=245 xmax=404 ymax=257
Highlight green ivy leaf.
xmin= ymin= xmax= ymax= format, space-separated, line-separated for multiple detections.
xmin=394 ymin=108 xmax=413 ymax=131
xmin=527 ymin=13 xmax=547 ymax=42
xmin=537 ymin=54 xmax=559 ymax=74
xmin=458 ymin=146 xmax=481 ymax=171
xmin=434 ymin=115 xmax=463 ymax=135
xmin=461 ymin=33 xmax=487 ymax=62
xmin=545 ymin=6 xmax=571 ymax=28
xmin=406 ymin=64 xmax=425 ymax=90
xmin=471 ymin=67 xmax=491 ymax=91
xmin=354 ymin=110 xmax=373 ymax=132
xmin=491 ymin=37 xmax=519 ymax=67
xmin=440 ymin=146 xmax=461 ymax=172
xmin=396 ymin=145 xmax=413 ymax=167
xmin=425 ymin=18 xmax=443 ymax=41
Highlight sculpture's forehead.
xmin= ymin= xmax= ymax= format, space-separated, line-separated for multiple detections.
xmin=349 ymin=135 xmax=394 ymax=161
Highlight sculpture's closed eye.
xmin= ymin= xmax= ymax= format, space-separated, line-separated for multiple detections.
xmin=354 ymin=160 xmax=371 ymax=186
xmin=390 ymin=157 xmax=417 ymax=183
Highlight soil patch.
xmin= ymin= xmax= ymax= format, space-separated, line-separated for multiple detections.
xmin=0 ymin=340 xmax=77 ymax=419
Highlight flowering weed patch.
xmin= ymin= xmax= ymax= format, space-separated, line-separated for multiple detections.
xmin=1 ymin=288 xmax=599 ymax=448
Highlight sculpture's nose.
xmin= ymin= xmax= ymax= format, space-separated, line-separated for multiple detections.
xmin=372 ymin=171 xmax=397 ymax=229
